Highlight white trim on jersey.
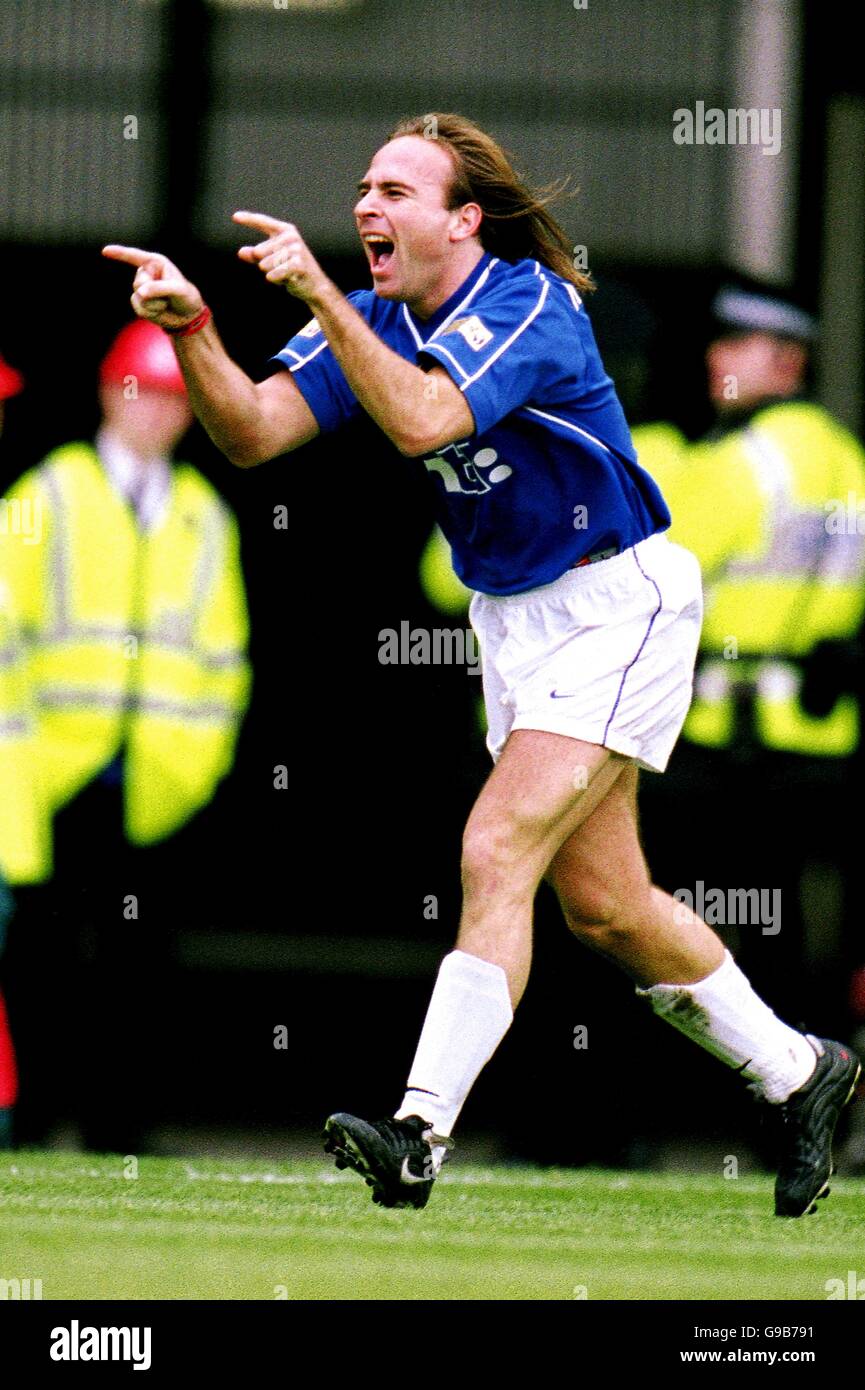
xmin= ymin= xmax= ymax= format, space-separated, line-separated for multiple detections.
xmin=401 ymin=303 xmax=424 ymax=349
xmin=458 ymin=279 xmax=550 ymax=390
xmin=288 ymin=339 xmax=330 ymax=372
xmin=426 ymin=257 xmax=499 ymax=342
xmin=523 ymin=405 xmax=613 ymax=456
xmin=402 ymin=257 xmax=499 ymax=356
xmin=279 ymin=346 xmax=305 ymax=363
xmin=421 ymin=341 xmax=470 ymax=381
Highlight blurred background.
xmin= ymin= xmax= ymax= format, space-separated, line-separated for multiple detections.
xmin=1 ymin=0 xmax=864 ymax=1173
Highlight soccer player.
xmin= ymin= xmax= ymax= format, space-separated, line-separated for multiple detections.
xmin=103 ymin=113 xmax=859 ymax=1217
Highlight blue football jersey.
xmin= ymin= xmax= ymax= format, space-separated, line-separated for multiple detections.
xmin=271 ymin=252 xmax=670 ymax=595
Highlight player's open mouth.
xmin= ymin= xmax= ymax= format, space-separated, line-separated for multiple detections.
xmin=363 ymin=233 xmax=396 ymax=273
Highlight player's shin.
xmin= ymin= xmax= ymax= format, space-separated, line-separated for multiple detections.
xmin=636 ymin=948 xmax=816 ymax=1101
xmin=394 ymin=949 xmax=513 ymax=1161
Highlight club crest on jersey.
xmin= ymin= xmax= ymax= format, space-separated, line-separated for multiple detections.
xmin=297 ymin=317 xmax=323 ymax=338
xmin=444 ymin=314 xmax=493 ymax=351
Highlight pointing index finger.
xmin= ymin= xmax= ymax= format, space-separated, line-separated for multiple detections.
xmin=102 ymin=244 xmax=162 ymax=268
xmin=232 ymin=211 xmax=291 ymax=237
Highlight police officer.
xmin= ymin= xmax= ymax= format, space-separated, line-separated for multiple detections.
xmin=644 ymin=278 xmax=865 ymax=1028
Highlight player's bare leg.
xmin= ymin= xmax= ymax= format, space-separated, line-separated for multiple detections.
xmin=455 ymin=730 xmax=630 ymax=1006
xmin=326 ymin=731 xmax=632 ymax=1205
xmin=544 ymin=761 xmax=860 ymax=1215
xmin=544 ymin=761 xmax=724 ymax=987
xmin=545 ymin=760 xmax=817 ymax=1088
xmin=328 ymin=732 xmax=859 ymax=1215
xmin=394 ymin=732 xmax=724 ymax=1153
xmin=387 ymin=732 xmax=644 ymax=1163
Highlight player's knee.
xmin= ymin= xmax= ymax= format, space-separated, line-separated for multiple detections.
xmin=460 ymin=818 xmax=528 ymax=899
xmin=556 ymin=871 xmax=646 ymax=949
xmin=559 ymin=886 xmax=617 ymax=939
xmin=561 ymin=880 xmax=655 ymax=952
xmin=461 ymin=822 xmax=506 ymax=890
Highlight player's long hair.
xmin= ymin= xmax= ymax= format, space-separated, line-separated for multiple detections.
xmin=388 ymin=113 xmax=594 ymax=295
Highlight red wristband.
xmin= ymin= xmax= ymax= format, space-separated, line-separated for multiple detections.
xmin=164 ymin=306 xmax=212 ymax=338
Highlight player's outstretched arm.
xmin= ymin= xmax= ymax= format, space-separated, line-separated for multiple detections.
xmin=101 ymin=244 xmax=319 ymax=466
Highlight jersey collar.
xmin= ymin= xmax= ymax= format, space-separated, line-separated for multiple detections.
xmin=406 ymin=251 xmax=495 ymax=339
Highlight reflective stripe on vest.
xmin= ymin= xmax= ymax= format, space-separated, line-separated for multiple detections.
xmin=37 ymin=457 xmax=243 ymax=722
xmin=726 ymin=427 xmax=863 ymax=590
xmin=685 ymin=412 xmax=865 ymax=755
xmin=0 ymin=602 xmax=51 ymax=883
xmin=20 ymin=447 xmax=250 ymax=840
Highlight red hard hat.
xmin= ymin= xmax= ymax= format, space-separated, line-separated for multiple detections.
xmin=100 ymin=319 xmax=187 ymax=396
xmin=0 ymin=352 xmax=25 ymax=401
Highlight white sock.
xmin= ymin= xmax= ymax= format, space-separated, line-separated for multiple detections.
xmin=636 ymin=949 xmax=817 ymax=1102
xmin=394 ymin=949 xmax=513 ymax=1162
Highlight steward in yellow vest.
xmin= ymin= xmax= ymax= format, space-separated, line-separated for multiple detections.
xmin=0 ymin=322 xmax=251 ymax=847
xmin=0 ymin=321 xmax=250 ymax=1152
xmin=636 ymin=283 xmax=865 ymax=1032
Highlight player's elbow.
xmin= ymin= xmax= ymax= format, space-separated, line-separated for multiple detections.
xmin=223 ymin=428 xmax=273 ymax=469
xmin=395 ymin=389 xmax=477 ymax=457
xmin=393 ymin=418 xmax=465 ymax=459
xmin=223 ymin=440 xmax=262 ymax=469
xmin=394 ymin=429 xmax=435 ymax=459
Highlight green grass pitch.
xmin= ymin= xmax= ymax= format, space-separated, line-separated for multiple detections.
xmin=1 ymin=1151 xmax=863 ymax=1300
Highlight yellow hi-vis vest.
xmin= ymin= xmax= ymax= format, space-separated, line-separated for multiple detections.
xmin=0 ymin=443 xmax=251 ymax=843
xmin=0 ymin=580 xmax=50 ymax=883
xmin=631 ymin=421 xmax=690 ymax=505
xmin=419 ymin=525 xmax=473 ymax=618
xmin=663 ymin=401 xmax=865 ymax=756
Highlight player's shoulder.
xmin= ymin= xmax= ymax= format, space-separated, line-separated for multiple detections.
xmin=285 ymin=288 xmax=380 ymax=350
xmin=421 ymin=257 xmax=592 ymax=376
xmin=475 ymin=256 xmax=587 ymax=320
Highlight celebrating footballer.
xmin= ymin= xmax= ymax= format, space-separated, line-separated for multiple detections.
xmin=103 ymin=112 xmax=859 ymax=1218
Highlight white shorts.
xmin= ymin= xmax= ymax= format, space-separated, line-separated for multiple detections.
xmin=469 ymin=533 xmax=703 ymax=773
